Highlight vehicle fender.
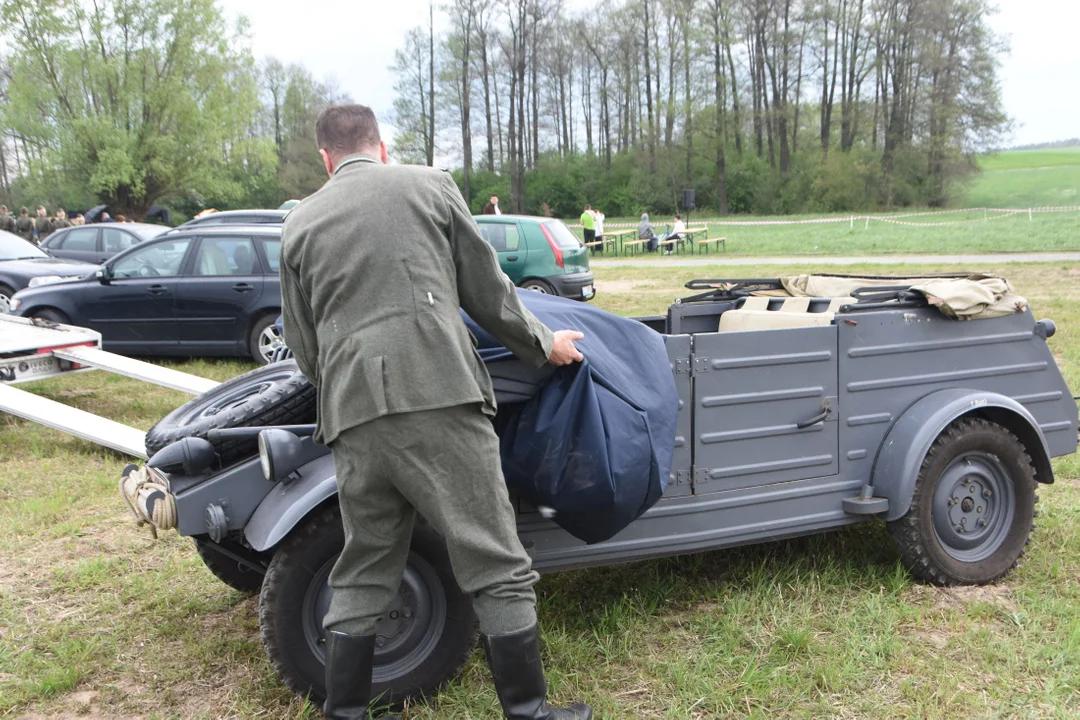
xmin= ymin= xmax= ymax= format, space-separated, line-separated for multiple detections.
xmin=244 ymin=452 xmax=338 ymax=552
xmin=872 ymin=388 xmax=1053 ymax=522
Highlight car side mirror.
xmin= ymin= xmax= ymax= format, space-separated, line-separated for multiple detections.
xmin=96 ymin=266 xmax=111 ymax=283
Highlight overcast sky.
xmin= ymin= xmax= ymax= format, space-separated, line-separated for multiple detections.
xmin=220 ymin=0 xmax=1079 ymax=149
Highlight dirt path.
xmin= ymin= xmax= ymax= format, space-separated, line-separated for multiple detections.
xmin=589 ymin=252 xmax=1080 ymax=268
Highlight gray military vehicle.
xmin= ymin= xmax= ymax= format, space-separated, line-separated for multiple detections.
xmin=120 ymin=274 xmax=1078 ymax=707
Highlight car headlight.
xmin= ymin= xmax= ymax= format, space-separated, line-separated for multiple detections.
xmin=7 ymin=297 xmax=20 ymax=312
xmin=28 ymin=275 xmax=81 ymax=287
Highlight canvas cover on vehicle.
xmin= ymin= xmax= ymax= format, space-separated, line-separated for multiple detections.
xmin=463 ymin=291 xmax=679 ymax=544
xmin=760 ymin=273 xmax=1028 ymax=320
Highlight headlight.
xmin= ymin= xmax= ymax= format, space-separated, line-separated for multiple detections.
xmin=258 ymin=429 xmax=304 ymax=483
xmin=7 ymin=298 xmax=20 ymax=312
xmin=28 ymin=275 xmax=80 ymax=287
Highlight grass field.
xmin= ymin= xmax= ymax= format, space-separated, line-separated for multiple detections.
xmin=3 ymin=262 xmax=1080 ymax=718
xmin=574 ymin=209 xmax=1080 ymax=257
xmin=965 ymin=147 xmax=1080 ymax=209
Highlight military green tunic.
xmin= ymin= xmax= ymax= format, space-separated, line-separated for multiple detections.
xmin=281 ymin=153 xmax=556 ymax=637
xmin=0 ymin=214 xmax=14 ymax=234
xmin=15 ymin=215 xmax=33 ymax=242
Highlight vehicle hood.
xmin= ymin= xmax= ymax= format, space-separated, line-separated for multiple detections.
xmin=1 ymin=257 xmax=97 ymax=277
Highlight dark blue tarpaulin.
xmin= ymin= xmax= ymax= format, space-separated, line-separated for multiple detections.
xmin=464 ymin=291 xmax=679 ymax=544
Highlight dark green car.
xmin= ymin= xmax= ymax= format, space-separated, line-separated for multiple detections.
xmin=473 ymin=215 xmax=595 ymax=301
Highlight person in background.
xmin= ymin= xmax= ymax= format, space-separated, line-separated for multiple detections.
xmin=662 ymin=214 xmax=686 ymax=255
xmin=34 ymin=206 xmax=52 ymax=243
xmin=482 ymin=195 xmax=502 ymax=215
xmin=638 ymin=213 xmax=659 ymax=253
xmin=52 ymin=209 xmax=71 ymax=231
xmin=0 ymin=205 xmax=15 ymax=234
xmin=580 ymin=204 xmax=595 ymax=249
xmin=115 ymin=214 xmax=127 ymax=223
xmin=592 ymin=209 xmax=605 ymax=254
xmin=101 ymin=212 xmax=115 ymax=223
xmin=15 ymin=208 xmax=33 ymax=241
xmin=70 ymin=214 xmax=85 ymax=226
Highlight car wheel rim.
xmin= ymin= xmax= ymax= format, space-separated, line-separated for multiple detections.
xmin=931 ymin=451 xmax=1016 ymax=562
xmin=525 ymin=284 xmax=549 ymax=294
xmin=0 ymin=293 xmax=9 ymax=314
xmin=259 ymin=324 xmax=285 ymax=363
xmin=177 ymin=367 xmax=296 ymax=424
xmin=304 ymin=552 xmax=447 ymax=680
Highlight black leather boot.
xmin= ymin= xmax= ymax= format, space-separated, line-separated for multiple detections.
xmin=323 ymin=631 xmax=400 ymax=720
xmin=482 ymin=625 xmax=593 ymax=720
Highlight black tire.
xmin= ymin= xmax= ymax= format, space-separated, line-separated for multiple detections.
xmin=249 ymin=313 xmax=284 ymax=365
xmin=259 ymin=504 xmax=478 ymax=707
xmin=194 ymin=538 xmax=266 ymax=594
xmin=144 ymin=361 xmax=315 ymax=466
xmin=30 ymin=308 xmax=71 ymax=324
xmin=0 ymin=283 xmax=15 ymax=314
xmin=520 ymin=278 xmax=555 ymax=294
xmin=887 ymin=417 xmax=1037 ymax=586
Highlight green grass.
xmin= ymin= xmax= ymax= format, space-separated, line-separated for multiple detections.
xmin=572 ymin=209 xmax=1080 ymax=257
xmin=3 ymin=263 xmax=1080 ymax=717
xmin=965 ymin=148 xmax=1080 ymax=209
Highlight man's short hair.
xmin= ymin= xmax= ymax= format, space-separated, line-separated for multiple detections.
xmin=37 ymin=205 xmax=45 ymax=212
xmin=19 ymin=207 xmax=27 ymax=214
xmin=315 ymin=104 xmax=381 ymax=158
xmin=585 ymin=204 xmax=591 ymax=210
xmin=675 ymin=214 xmax=681 ymax=220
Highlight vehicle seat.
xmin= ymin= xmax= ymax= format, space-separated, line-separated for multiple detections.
xmin=233 ymin=244 xmax=255 ymax=274
xmin=718 ymin=296 xmax=851 ymax=332
xmin=198 ymin=244 xmax=233 ymax=276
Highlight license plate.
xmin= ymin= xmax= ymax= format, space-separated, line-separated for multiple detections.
xmin=581 ymin=285 xmax=594 ymax=299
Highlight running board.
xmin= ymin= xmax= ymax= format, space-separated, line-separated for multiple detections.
xmin=51 ymin=347 xmax=219 ymax=395
xmin=0 ymin=384 xmax=147 ymax=458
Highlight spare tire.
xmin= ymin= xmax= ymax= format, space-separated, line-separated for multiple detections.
xmin=145 ymin=361 xmax=316 ymax=466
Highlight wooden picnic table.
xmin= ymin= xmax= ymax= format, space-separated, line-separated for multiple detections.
xmin=600 ymin=228 xmax=634 ymax=254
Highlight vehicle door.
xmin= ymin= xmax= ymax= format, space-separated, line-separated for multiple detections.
xmin=47 ymin=227 xmax=101 ymax=263
xmin=691 ymin=326 xmax=840 ymax=493
xmin=174 ymin=235 xmax=265 ymax=352
xmin=100 ymin=226 xmax=144 ymax=262
xmin=476 ymin=221 xmax=526 ymax=283
xmin=257 ymin=236 xmax=282 ymax=307
xmin=82 ymin=237 xmax=194 ymax=351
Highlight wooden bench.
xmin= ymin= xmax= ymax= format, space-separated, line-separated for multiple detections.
xmin=622 ymin=238 xmax=652 ymax=256
xmin=696 ymin=236 xmax=727 ymax=254
xmin=658 ymin=235 xmax=688 ymax=254
xmin=685 ymin=226 xmax=709 ymax=243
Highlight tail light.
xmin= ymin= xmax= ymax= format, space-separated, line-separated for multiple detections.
xmin=539 ymin=224 xmax=564 ymax=268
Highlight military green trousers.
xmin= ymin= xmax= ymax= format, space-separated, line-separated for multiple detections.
xmin=323 ymin=403 xmax=539 ymax=637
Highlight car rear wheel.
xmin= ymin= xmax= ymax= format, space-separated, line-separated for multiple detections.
xmin=250 ymin=314 xmax=284 ymax=365
xmin=887 ymin=417 xmax=1036 ymax=586
xmin=259 ymin=504 xmax=478 ymax=708
xmin=520 ymin=278 xmax=555 ymax=294
xmin=0 ymin=283 xmax=14 ymax=314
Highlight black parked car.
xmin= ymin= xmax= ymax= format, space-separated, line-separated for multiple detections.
xmin=9 ymin=226 xmax=284 ymax=363
xmin=172 ymin=209 xmax=288 ymax=230
xmin=0 ymin=231 xmax=96 ymax=313
xmin=41 ymin=222 xmax=170 ymax=264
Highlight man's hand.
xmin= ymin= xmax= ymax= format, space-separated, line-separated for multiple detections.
xmin=548 ymin=330 xmax=584 ymax=366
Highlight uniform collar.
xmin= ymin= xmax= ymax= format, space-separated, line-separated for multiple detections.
xmin=333 ymin=153 xmax=380 ymax=176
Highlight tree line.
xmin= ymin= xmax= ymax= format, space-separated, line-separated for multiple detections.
xmin=0 ymin=0 xmax=344 ymax=222
xmin=392 ymin=0 xmax=1009 ymax=217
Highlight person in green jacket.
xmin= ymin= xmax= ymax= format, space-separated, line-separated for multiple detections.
xmin=33 ymin=206 xmax=53 ymax=243
xmin=0 ymin=206 xmax=15 ymax=235
xmin=280 ymin=104 xmax=593 ymax=720
xmin=15 ymin=207 xmax=33 ymax=242
xmin=579 ymin=204 xmax=595 ymax=249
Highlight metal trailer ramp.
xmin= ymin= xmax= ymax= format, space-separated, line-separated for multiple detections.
xmin=0 ymin=383 xmax=149 ymax=457
xmin=1 ymin=315 xmax=221 ymax=458
xmin=52 ymin=346 xmax=220 ymax=395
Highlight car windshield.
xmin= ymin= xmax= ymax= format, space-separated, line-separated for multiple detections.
xmin=542 ymin=220 xmax=585 ymax=249
xmin=0 ymin=231 xmax=48 ymax=260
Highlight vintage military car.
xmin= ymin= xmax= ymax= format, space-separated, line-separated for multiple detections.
xmin=120 ymin=275 xmax=1078 ymax=707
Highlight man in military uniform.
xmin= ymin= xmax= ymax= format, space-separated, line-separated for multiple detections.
xmin=15 ymin=207 xmax=33 ymax=242
xmin=34 ymin=206 xmax=53 ymax=243
xmin=0 ymin=206 xmax=15 ymax=234
xmin=281 ymin=105 xmax=593 ymax=720
xmin=52 ymin=209 xmax=71 ymax=231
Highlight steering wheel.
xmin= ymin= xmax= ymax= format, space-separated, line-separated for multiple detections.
xmin=136 ymin=262 xmax=161 ymax=277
